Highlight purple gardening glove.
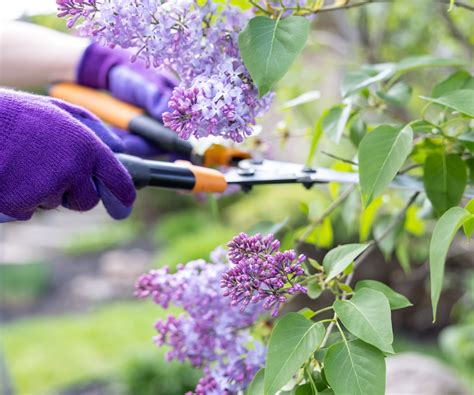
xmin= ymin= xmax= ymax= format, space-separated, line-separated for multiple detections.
xmin=76 ymin=42 xmax=177 ymax=122
xmin=112 ymin=128 xmax=165 ymax=158
xmin=0 ymin=89 xmax=136 ymax=223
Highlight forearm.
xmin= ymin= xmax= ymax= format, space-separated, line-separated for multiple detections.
xmin=0 ymin=21 xmax=89 ymax=88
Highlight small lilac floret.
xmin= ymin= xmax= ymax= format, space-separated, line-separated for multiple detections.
xmin=221 ymin=233 xmax=307 ymax=317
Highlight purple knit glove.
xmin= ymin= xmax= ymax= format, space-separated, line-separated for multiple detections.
xmin=112 ymin=128 xmax=165 ymax=158
xmin=76 ymin=42 xmax=177 ymax=121
xmin=0 ymin=89 xmax=136 ymax=222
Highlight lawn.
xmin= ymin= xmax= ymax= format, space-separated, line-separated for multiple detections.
xmin=1 ymin=301 xmax=177 ymax=395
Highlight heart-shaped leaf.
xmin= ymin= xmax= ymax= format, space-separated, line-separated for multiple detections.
xmin=431 ymin=70 xmax=474 ymax=98
xmin=423 ymin=152 xmax=467 ymax=215
xmin=355 ymin=280 xmax=412 ymax=310
xmin=323 ymin=243 xmax=369 ymax=281
xmin=324 ymin=339 xmax=385 ymax=395
xmin=421 ymin=89 xmax=474 ymax=118
xmin=264 ymin=313 xmax=325 ymax=394
xmin=334 ymin=288 xmax=394 ymax=353
xmin=430 ymin=206 xmax=472 ymax=322
xmin=239 ymin=16 xmax=310 ymax=96
xmin=359 ymin=125 xmax=413 ymax=206
xmin=247 ymin=368 xmax=265 ymax=395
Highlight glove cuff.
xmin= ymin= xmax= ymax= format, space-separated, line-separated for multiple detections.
xmin=76 ymin=42 xmax=128 ymax=89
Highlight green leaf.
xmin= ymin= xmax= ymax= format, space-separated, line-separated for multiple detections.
xmin=332 ymin=100 xmax=353 ymax=143
xmin=334 ymin=288 xmax=394 ymax=353
xmin=295 ymin=383 xmax=314 ymax=395
xmin=306 ymin=218 xmax=333 ymax=249
xmin=298 ymin=307 xmax=316 ymax=319
xmin=239 ymin=16 xmax=310 ymax=96
xmin=349 ymin=115 xmax=367 ymax=147
xmin=307 ymin=279 xmax=323 ymax=299
xmin=306 ymin=109 xmax=326 ymax=166
xmin=247 ymin=368 xmax=265 ymax=395
xmin=395 ymin=55 xmax=465 ymax=74
xmin=430 ymin=206 xmax=472 ymax=322
xmin=323 ymin=243 xmax=369 ymax=281
xmin=411 ymin=119 xmax=438 ymax=134
xmin=404 ymin=205 xmax=425 ymax=236
xmin=264 ymin=313 xmax=325 ymax=395
xmin=377 ymin=81 xmax=412 ymax=107
xmin=247 ymin=217 xmax=289 ymax=236
xmin=282 ymin=90 xmax=321 ymax=109
xmin=459 ymin=130 xmax=474 ymax=153
xmin=359 ymin=196 xmax=383 ymax=242
xmin=431 ymin=71 xmax=474 ymax=98
xmin=359 ymin=125 xmax=413 ymax=206
xmin=324 ymin=339 xmax=386 ymax=395
xmin=463 ymin=199 xmax=474 ymax=239
xmin=355 ymin=280 xmax=412 ymax=310
xmin=342 ymin=63 xmax=396 ymax=98
xmin=373 ymin=216 xmax=403 ymax=261
xmin=395 ymin=234 xmax=411 ymax=274
xmin=423 ymin=153 xmax=467 ymax=215
xmin=320 ymin=106 xmax=343 ymax=139
xmin=420 ymin=90 xmax=474 ymax=118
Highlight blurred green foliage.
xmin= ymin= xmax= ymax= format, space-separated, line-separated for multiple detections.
xmin=64 ymin=221 xmax=141 ymax=255
xmin=2 ymin=302 xmax=186 ymax=395
xmin=123 ymin=352 xmax=201 ymax=395
xmin=0 ymin=262 xmax=50 ymax=304
xmin=26 ymin=14 xmax=69 ymax=33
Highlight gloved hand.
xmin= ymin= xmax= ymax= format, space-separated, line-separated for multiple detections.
xmin=0 ymin=89 xmax=136 ymax=222
xmin=76 ymin=42 xmax=177 ymax=122
xmin=112 ymin=128 xmax=165 ymax=158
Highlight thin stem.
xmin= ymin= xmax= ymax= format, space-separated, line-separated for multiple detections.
xmin=335 ymin=319 xmax=347 ymax=341
xmin=320 ymin=315 xmax=337 ymax=348
xmin=312 ymin=305 xmax=333 ymax=317
xmin=249 ymin=0 xmax=273 ymax=15
xmin=398 ymin=163 xmax=422 ymax=175
xmin=296 ymin=184 xmax=356 ymax=249
xmin=321 ymin=151 xmax=358 ymax=166
xmin=318 ymin=318 xmax=336 ymax=324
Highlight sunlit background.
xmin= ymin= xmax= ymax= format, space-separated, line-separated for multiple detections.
xmin=1 ymin=1 xmax=473 ymax=395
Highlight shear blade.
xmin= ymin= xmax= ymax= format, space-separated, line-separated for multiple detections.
xmin=224 ymin=159 xmax=474 ymax=198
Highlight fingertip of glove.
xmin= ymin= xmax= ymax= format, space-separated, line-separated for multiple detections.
xmin=0 ymin=213 xmax=18 ymax=223
xmin=94 ymin=178 xmax=135 ymax=220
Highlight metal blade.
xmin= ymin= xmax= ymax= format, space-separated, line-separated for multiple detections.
xmin=225 ymin=159 xmax=474 ymax=198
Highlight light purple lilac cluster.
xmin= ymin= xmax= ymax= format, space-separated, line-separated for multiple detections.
xmin=57 ymin=0 xmax=274 ymax=142
xmin=221 ymin=233 xmax=307 ymax=317
xmin=135 ymin=248 xmax=266 ymax=395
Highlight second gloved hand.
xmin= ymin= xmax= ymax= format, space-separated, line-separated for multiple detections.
xmin=0 ymin=89 xmax=136 ymax=222
xmin=76 ymin=42 xmax=177 ymax=121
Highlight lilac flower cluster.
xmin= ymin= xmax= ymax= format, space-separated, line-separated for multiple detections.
xmin=221 ymin=233 xmax=307 ymax=317
xmin=57 ymin=0 xmax=274 ymax=142
xmin=135 ymin=249 xmax=266 ymax=395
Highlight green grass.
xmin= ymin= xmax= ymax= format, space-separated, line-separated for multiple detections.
xmin=0 ymin=262 xmax=50 ymax=303
xmin=1 ymin=301 xmax=175 ymax=395
xmin=64 ymin=221 xmax=141 ymax=255
xmin=154 ymin=223 xmax=236 ymax=270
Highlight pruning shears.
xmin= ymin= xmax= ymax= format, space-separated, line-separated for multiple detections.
xmin=49 ymin=83 xmax=251 ymax=167
xmin=117 ymin=154 xmax=474 ymax=198
xmin=50 ymin=83 xmax=474 ymax=198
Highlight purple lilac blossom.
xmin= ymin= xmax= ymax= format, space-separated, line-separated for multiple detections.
xmin=135 ymin=249 xmax=266 ymax=395
xmin=57 ymin=0 xmax=274 ymax=142
xmin=221 ymin=233 xmax=307 ymax=317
